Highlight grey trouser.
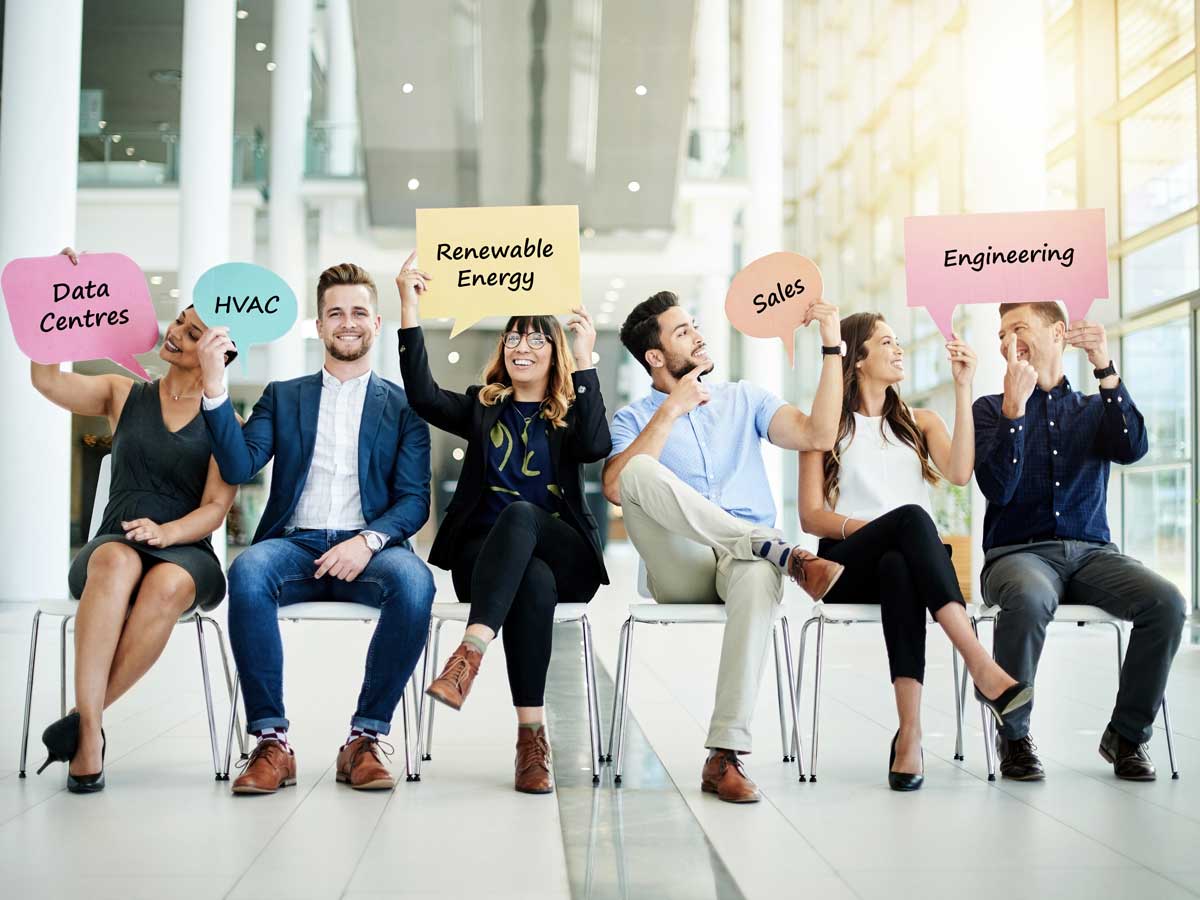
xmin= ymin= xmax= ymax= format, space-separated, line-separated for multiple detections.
xmin=981 ymin=539 xmax=1185 ymax=743
xmin=618 ymin=454 xmax=784 ymax=753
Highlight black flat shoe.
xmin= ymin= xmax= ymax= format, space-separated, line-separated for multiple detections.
xmin=888 ymin=730 xmax=924 ymax=792
xmin=67 ymin=730 xmax=105 ymax=794
xmin=975 ymin=681 xmax=1034 ymax=727
xmin=36 ymin=712 xmax=81 ymax=775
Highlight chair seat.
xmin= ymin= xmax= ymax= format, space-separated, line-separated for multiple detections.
xmin=973 ymin=602 xmax=1124 ymax=625
xmin=277 ymin=601 xmax=381 ymax=622
xmin=626 ymin=602 xmax=788 ymax=625
xmin=430 ymin=601 xmax=591 ymax=624
xmin=35 ymin=597 xmax=81 ymax=617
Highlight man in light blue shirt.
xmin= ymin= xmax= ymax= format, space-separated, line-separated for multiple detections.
xmin=603 ymin=290 xmax=845 ymax=803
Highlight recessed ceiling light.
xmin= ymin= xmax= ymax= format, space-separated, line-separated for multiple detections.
xmin=168 ymin=288 xmax=180 ymax=298
xmin=237 ymin=9 xmax=249 ymax=19
xmin=627 ymin=181 xmax=640 ymax=192
xmin=447 ymin=351 xmax=460 ymax=364
xmin=582 ymin=227 xmax=595 ymax=238
xmin=610 ymin=277 xmax=625 ymax=289
xmin=601 ymin=300 xmax=615 ymax=311
xmin=591 ymin=351 xmax=600 ymax=364
xmin=407 ymin=178 xmax=420 ymax=190
xmin=266 ymin=61 xmax=277 ymax=72
xmin=604 ymin=290 xmax=619 ymax=302
xmin=255 ymin=41 xmax=267 ymax=52
xmin=452 ymin=448 xmax=465 ymax=461
xmin=402 ymin=82 xmax=414 ymax=94
xmin=597 ymin=314 xmax=611 ymax=325
xmin=111 ymin=134 xmax=122 ymax=143
xmin=150 ymin=275 xmax=163 ymax=285
xmin=97 ymin=120 xmax=107 ymax=129
xmin=635 ymin=84 xmax=647 ymax=96
xmin=125 ymin=147 xmax=135 ymax=156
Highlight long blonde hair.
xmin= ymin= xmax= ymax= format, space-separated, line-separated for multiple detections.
xmin=823 ymin=313 xmax=939 ymax=507
xmin=477 ymin=315 xmax=575 ymax=428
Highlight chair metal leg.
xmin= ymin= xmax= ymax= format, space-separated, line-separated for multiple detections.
xmin=415 ymin=617 xmax=436 ymax=769
xmin=613 ymin=619 xmax=635 ymax=784
xmin=581 ymin=616 xmax=601 ymax=784
xmin=203 ymin=616 xmax=246 ymax=759
xmin=423 ymin=619 xmax=446 ymax=762
xmin=18 ymin=610 xmax=43 ymax=777
xmin=406 ymin=676 xmax=422 ymax=781
xmin=809 ymin=616 xmax=825 ymax=782
xmin=193 ymin=616 xmax=222 ymax=779
xmin=952 ymin=647 xmax=964 ymax=760
xmin=222 ymin=672 xmax=241 ymax=779
xmin=772 ymin=626 xmax=792 ymax=762
xmin=795 ymin=616 xmax=818 ymax=782
xmin=1162 ymin=695 xmax=1180 ymax=779
xmin=59 ymin=615 xmax=72 ymax=717
xmin=781 ymin=616 xmax=806 ymax=782
xmin=401 ymin=684 xmax=415 ymax=782
xmin=605 ymin=618 xmax=631 ymax=763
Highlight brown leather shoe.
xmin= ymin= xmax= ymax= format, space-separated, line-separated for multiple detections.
xmin=1099 ymin=724 xmax=1157 ymax=781
xmin=514 ymin=725 xmax=554 ymax=794
xmin=701 ymin=750 xmax=761 ymax=803
xmin=231 ymin=740 xmax=296 ymax=795
xmin=425 ymin=642 xmax=483 ymax=711
xmin=336 ymin=736 xmax=396 ymax=790
xmin=788 ymin=549 xmax=844 ymax=600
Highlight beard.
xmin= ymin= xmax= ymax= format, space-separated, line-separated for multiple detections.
xmin=326 ymin=329 xmax=375 ymax=361
xmin=666 ymin=352 xmax=715 ymax=380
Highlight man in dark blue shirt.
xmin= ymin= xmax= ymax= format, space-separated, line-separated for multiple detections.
xmin=974 ymin=301 xmax=1185 ymax=782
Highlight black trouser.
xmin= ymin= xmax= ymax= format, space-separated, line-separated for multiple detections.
xmin=451 ymin=501 xmax=600 ymax=707
xmin=818 ymin=504 xmax=964 ymax=684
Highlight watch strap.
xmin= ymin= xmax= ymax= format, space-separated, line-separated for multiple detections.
xmin=1093 ymin=362 xmax=1117 ymax=379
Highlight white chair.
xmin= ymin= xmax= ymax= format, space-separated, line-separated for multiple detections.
xmin=221 ymin=601 xmax=421 ymax=781
xmin=793 ymin=600 xmax=971 ymax=782
xmin=17 ymin=456 xmax=243 ymax=779
xmin=606 ymin=561 xmax=803 ymax=783
xmin=967 ymin=603 xmax=1180 ymax=780
xmin=415 ymin=600 xmax=602 ymax=783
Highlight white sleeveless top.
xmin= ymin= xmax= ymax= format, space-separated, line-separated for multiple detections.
xmin=830 ymin=412 xmax=933 ymax=521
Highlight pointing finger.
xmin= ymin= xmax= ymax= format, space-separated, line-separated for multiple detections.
xmin=402 ymin=249 xmax=417 ymax=271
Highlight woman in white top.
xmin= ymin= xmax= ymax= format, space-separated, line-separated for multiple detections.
xmin=799 ymin=312 xmax=1031 ymax=791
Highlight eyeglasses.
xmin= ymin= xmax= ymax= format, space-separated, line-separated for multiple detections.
xmin=503 ymin=331 xmax=551 ymax=350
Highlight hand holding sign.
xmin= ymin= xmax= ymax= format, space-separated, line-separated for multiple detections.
xmin=192 ymin=262 xmax=298 ymax=373
xmin=1064 ymin=320 xmax=1111 ymax=370
xmin=2 ymin=250 xmax=160 ymax=379
xmin=904 ymin=208 xmax=1109 ymax=339
xmin=724 ymin=252 xmax=825 ymax=366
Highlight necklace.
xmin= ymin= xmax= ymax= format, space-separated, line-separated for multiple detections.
xmin=164 ymin=381 xmax=202 ymax=402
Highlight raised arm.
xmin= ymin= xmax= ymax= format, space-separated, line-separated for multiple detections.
xmin=564 ymin=305 xmax=611 ymax=461
xmin=766 ymin=301 xmax=842 ymax=451
xmin=973 ymin=334 xmax=1037 ymax=504
xmin=1066 ymin=320 xmax=1148 ymax=464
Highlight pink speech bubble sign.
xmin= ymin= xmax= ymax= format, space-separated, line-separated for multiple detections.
xmin=2 ymin=252 xmax=159 ymax=380
xmin=724 ymin=252 xmax=821 ymax=366
xmin=904 ymin=209 xmax=1109 ymax=340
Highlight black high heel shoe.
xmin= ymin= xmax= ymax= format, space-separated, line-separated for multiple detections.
xmin=888 ymin=730 xmax=924 ymax=792
xmin=975 ymin=681 xmax=1034 ymax=727
xmin=67 ymin=730 xmax=106 ymax=794
xmin=36 ymin=712 xmax=81 ymax=775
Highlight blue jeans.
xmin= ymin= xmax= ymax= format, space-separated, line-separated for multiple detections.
xmin=227 ymin=529 xmax=435 ymax=735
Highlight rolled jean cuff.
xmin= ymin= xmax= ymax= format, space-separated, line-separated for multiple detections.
xmin=705 ymin=725 xmax=753 ymax=754
xmin=351 ymin=715 xmax=392 ymax=736
xmin=247 ymin=715 xmax=290 ymax=734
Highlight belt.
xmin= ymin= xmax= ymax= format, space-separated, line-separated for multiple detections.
xmin=1023 ymin=534 xmax=1065 ymax=544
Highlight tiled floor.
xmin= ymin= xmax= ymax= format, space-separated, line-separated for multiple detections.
xmin=1 ymin=541 xmax=1197 ymax=899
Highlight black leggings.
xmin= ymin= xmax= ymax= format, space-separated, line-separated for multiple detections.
xmin=451 ymin=501 xmax=600 ymax=707
xmin=818 ymin=504 xmax=964 ymax=684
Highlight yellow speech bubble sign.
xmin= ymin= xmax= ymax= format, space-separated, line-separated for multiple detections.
xmin=415 ymin=205 xmax=581 ymax=337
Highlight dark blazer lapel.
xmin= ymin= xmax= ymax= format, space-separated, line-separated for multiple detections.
xmin=358 ymin=373 xmax=387 ymax=496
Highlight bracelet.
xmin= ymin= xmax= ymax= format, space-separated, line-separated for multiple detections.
xmin=840 ymin=516 xmax=849 ymax=540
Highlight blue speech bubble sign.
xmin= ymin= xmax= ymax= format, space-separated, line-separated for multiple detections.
xmin=192 ymin=262 xmax=299 ymax=370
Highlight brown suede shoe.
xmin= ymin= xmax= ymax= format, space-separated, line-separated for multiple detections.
xmin=336 ymin=736 xmax=396 ymax=790
xmin=425 ymin=642 xmax=483 ymax=711
xmin=231 ymin=740 xmax=296 ymax=795
xmin=514 ymin=725 xmax=554 ymax=794
xmin=788 ymin=549 xmax=844 ymax=600
xmin=701 ymin=750 xmax=761 ymax=803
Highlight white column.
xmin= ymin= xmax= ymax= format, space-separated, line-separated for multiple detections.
xmin=741 ymin=0 xmax=786 ymax=518
xmin=0 ymin=0 xmax=82 ymax=601
xmin=180 ymin=0 xmax=237 ymax=564
xmin=325 ymin=0 xmax=359 ymax=177
xmin=694 ymin=0 xmax=731 ymax=168
xmin=268 ymin=0 xmax=313 ymax=377
xmin=963 ymin=0 xmax=1048 ymax=592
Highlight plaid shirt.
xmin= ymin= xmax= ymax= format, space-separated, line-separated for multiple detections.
xmin=973 ymin=377 xmax=1147 ymax=551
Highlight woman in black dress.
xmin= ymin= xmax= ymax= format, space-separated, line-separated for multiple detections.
xmin=33 ymin=247 xmax=237 ymax=793
xmin=395 ymin=252 xmax=610 ymax=794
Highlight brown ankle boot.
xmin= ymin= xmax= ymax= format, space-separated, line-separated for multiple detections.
xmin=514 ymin=725 xmax=554 ymax=794
xmin=787 ymin=549 xmax=844 ymax=599
xmin=425 ymin=642 xmax=483 ymax=710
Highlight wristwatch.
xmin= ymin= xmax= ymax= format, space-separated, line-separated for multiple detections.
xmin=361 ymin=531 xmax=385 ymax=553
xmin=1093 ymin=361 xmax=1117 ymax=380
xmin=822 ymin=341 xmax=847 ymax=357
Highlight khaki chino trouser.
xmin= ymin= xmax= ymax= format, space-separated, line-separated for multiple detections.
xmin=617 ymin=454 xmax=784 ymax=753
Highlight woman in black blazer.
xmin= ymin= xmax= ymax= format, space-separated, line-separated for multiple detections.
xmin=395 ymin=254 xmax=611 ymax=794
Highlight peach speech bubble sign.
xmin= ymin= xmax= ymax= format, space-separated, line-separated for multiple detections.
xmin=2 ymin=252 xmax=159 ymax=380
xmin=724 ymin=252 xmax=821 ymax=366
xmin=904 ymin=208 xmax=1109 ymax=339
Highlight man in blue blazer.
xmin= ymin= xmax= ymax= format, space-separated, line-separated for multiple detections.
xmin=197 ymin=262 xmax=434 ymax=794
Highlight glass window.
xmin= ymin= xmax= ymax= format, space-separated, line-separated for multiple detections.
xmin=1119 ymin=77 xmax=1197 ymax=237
xmin=1117 ymin=0 xmax=1194 ymax=97
xmin=1122 ymin=466 xmax=1192 ymax=601
xmin=1122 ymin=317 xmax=1192 ymax=465
xmin=1046 ymin=26 xmax=1076 ymax=147
xmin=1047 ymin=156 xmax=1077 ymax=209
xmin=1121 ymin=224 xmax=1199 ymax=314
xmin=1045 ymin=0 xmax=1073 ymax=20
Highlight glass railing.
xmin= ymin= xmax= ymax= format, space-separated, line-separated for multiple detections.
xmin=77 ymin=129 xmax=267 ymax=187
xmin=684 ymin=127 xmax=746 ymax=180
xmin=305 ymin=122 xmax=364 ymax=178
